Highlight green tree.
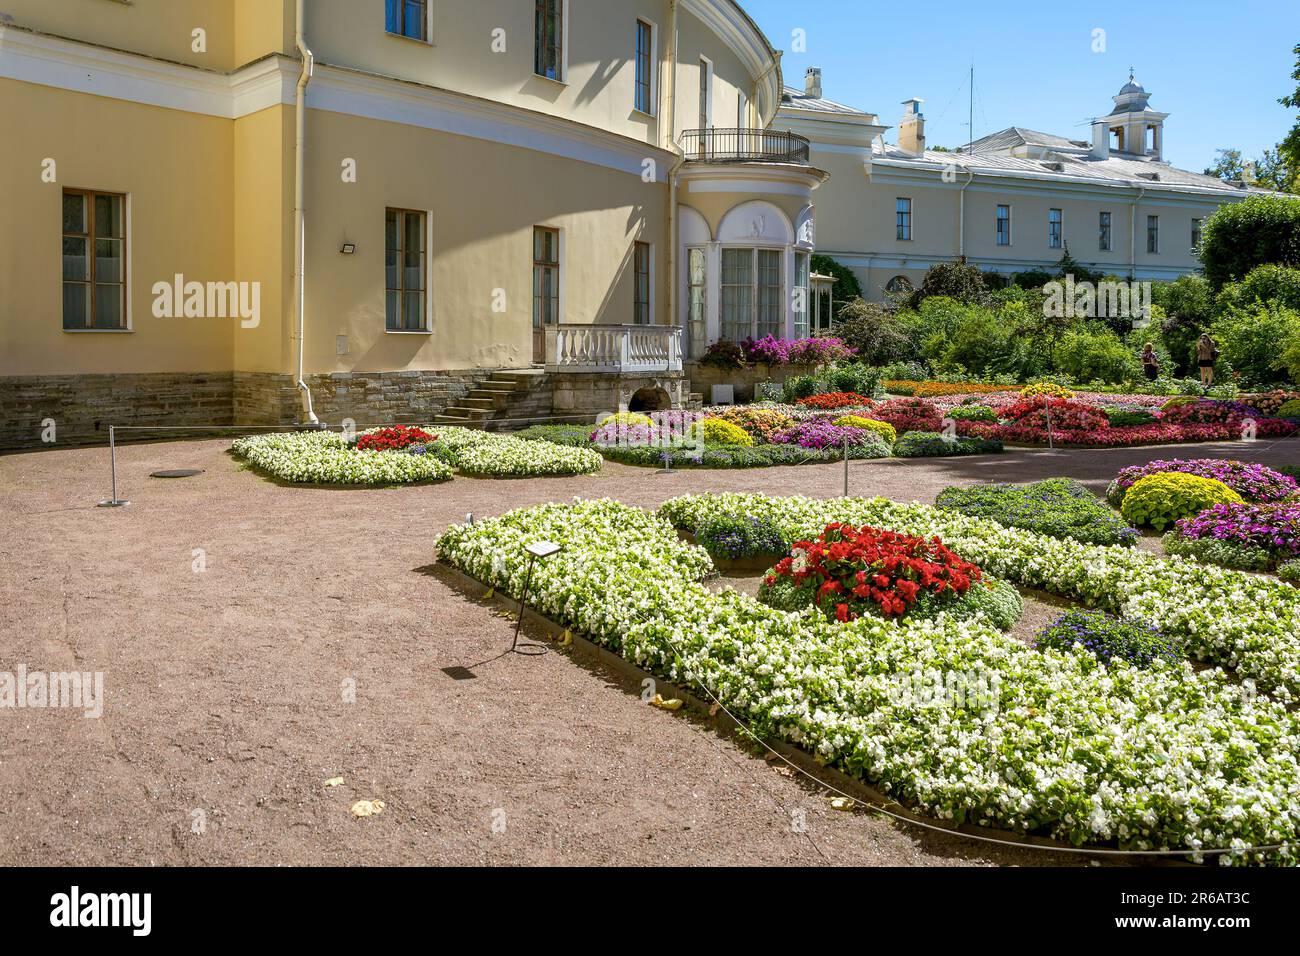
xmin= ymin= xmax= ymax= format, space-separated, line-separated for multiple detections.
xmin=1279 ymin=43 xmax=1300 ymax=190
xmin=1205 ymin=147 xmax=1251 ymax=183
xmin=810 ymin=254 xmax=862 ymax=310
xmin=1205 ymin=146 xmax=1297 ymax=192
xmin=907 ymin=260 xmax=988 ymax=308
xmin=1197 ymin=193 xmax=1300 ymax=288
xmin=1210 ymin=301 xmax=1300 ymax=386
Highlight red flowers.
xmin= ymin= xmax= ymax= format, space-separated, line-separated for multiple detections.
xmin=795 ymin=392 xmax=875 ymax=410
xmin=871 ymin=398 xmax=944 ymax=434
xmin=766 ymin=522 xmax=982 ymax=622
xmin=356 ymin=426 xmax=437 ymax=452
xmin=994 ymin=398 xmax=1109 ymax=431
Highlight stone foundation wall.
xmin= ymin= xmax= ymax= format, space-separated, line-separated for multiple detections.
xmin=0 ymin=372 xmax=233 ymax=450
xmin=550 ymin=371 xmax=686 ymax=418
xmin=683 ymin=361 xmax=816 ymax=404
xmin=233 ymin=370 xmax=482 ymax=427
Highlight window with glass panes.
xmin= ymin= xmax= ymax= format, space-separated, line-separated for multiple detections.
xmin=62 ymin=190 xmax=125 ymax=330
xmin=1147 ymin=215 xmax=1159 ymax=254
xmin=1048 ymin=208 xmax=1062 ymax=248
xmin=722 ymin=248 xmax=783 ymax=342
xmin=385 ymin=0 xmax=427 ymax=41
xmin=794 ymin=252 xmax=810 ymax=339
xmin=895 ymin=198 xmax=911 ymax=240
xmin=687 ymin=247 xmax=707 ymax=356
xmin=385 ymin=209 xmax=426 ymax=331
xmin=1191 ymin=218 xmax=1203 ymax=250
xmin=1099 ymin=211 xmax=1112 ymax=251
xmin=996 ymin=204 xmax=1011 ymax=245
xmin=634 ymin=20 xmax=653 ymax=114
xmin=535 ymin=0 xmax=563 ymax=80
xmin=533 ymin=227 xmax=560 ymax=329
xmin=633 ymin=241 xmax=651 ymax=324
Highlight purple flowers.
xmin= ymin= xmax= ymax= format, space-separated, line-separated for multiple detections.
xmin=741 ymin=335 xmax=856 ymax=367
xmin=1174 ymin=503 xmax=1300 ymax=558
xmin=1108 ymin=459 xmax=1298 ymax=505
xmin=771 ymin=419 xmax=878 ymax=450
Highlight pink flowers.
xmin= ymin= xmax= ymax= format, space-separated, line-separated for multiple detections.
xmin=743 ymin=335 xmax=856 ymax=366
xmin=1111 ymin=459 xmax=1298 ymax=503
xmin=872 ymin=398 xmax=943 ymax=434
xmin=1175 ymin=503 xmax=1300 ymax=558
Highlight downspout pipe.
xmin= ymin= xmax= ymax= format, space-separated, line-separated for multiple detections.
xmin=957 ymin=167 xmax=974 ymax=258
xmin=665 ymin=1 xmax=685 ymax=344
xmin=294 ymin=0 xmax=319 ymax=425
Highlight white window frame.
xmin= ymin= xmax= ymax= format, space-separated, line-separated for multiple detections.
xmin=633 ymin=18 xmax=658 ymax=117
xmin=698 ymin=56 xmax=714 ymax=129
xmin=1048 ymin=208 xmax=1063 ymax=249
xmin=720 ymin=245 xmax=784 ymax=342
xmin=896 ymin=197 xmax=912 ymax=241
xmin=385 ymin=206 xmax=434 ymax=334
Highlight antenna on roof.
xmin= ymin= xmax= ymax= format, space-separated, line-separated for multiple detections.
xmin=967 ymin=62 xmax=974 ymax=153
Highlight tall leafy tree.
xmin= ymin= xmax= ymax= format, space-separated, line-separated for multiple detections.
xmin=1279 ymin=43 xmax=1300 ymax=190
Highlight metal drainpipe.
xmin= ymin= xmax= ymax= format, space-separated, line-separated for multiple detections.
xmin=1129 ymin=185 xmax=1146 ymax=281
xmin=665 ymin=1 xmax=684 ymax=342
xmin=957 ymin=167 xmax=974 ymax=258
xmin=294 ymin=0 xmax=319 ymax=425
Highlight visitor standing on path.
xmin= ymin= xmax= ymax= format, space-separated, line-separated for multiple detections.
xmin=1140 ymin=343 xmax=1160 ymax=382
xmin=1197 ymin=334 xmax=1219 ymax=390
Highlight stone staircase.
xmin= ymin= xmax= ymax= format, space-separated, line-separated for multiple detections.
xmin=432 ymin=368 xmax=557 ymax=431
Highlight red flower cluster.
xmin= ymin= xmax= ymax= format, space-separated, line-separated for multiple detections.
xmin=356 ymin=425 xmax=437 ymax=452
xmin=957 ymin=419 xmax=1297 ymax=448
xmin=795 ymin=392 xmax=876 ymax=410
xmin=994 ymin=397 xmax=1109 ymax=431
xmin=871 ymin=398 xmax=944 ymax=434
xmin=765 ymin=522 xmax=982 ymax=622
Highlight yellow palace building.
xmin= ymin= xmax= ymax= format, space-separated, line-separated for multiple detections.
xmin=0 ymin=0 xmax=826 ymax=447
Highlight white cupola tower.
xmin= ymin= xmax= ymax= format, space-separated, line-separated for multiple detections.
xmin=1092 ymin=71 xmax=1168 ymax=160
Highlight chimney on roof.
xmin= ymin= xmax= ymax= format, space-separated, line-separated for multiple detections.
xmin=805 ymin=67 xmax=822 ymax=99
xmin=1091 ymin=119 xmax=1110 ymax=160
xmin=899 ymin=98 xmax=925 ymax=155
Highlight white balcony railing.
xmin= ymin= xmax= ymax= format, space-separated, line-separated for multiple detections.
xmin=545 ymin=324 xmax=683 ymax=374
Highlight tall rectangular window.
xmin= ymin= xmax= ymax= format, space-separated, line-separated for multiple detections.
xmin=1147 ymin=215 xmax=1160 ymax=254
xmin=634 ymin=20 xmax=653 ymax=114
xmin=385 ymin=0 xmax=427 ymax=41
xmin=720 ymin=249 xmax=753 ymax=343
xmin=63 ymin=190 xmax=125 ymax=330
xmin=895 ymin=197 xmax=912 ymax=240
xmin=533 ymin=227 xmax=560 ymax=330
xmin=386 ymin=209 xmax=426 ymax=331
xmin=794 ymin=252 xmax=811 ymax=339
xmin=1048 ymin=208 xmax=1062 ymax=249
xmin=1191 ymin=218 xmax=1203 ymax=251
xmin=1099 ymin=211 xmax=1112 ymax=251
xmin=996 ymin=204 xmax=1011 ymax=246
xmin=534 ymin=0 xmax=563 ymax=80
xmin=633 ymin=241 xmax=651 ymax=325
xmin=698 ymin=58 xmax=711 ymax=128
xmin=756 ymin=249 xmax=782 ymax=339
xmin=687 ymin=247 xmax=707 ymax=357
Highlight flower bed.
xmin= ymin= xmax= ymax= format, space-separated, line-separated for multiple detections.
xmin=434 ymin=426 xmax=603 ymax=477
xmin=936 ymin=478 xmax=1139 ymax=546
xmin=771 ymin=419 xmax=888 ymax=452
xmin=995 ymin=398 xmax=1110 ymax=432
xmin=1165 ymin=502 xmax=1300 ymax=570
xmin=1107 ymin=459 xmax=1299 ymax=506
xmin=893 ymin=432 xmax=1004 ymax=458
xmin=707 ymin=406 xmax=796 ymax=444
xmin=355 ymin=425 xmax=437 ymax=452
xmin=872 ymin=398 xmax=945 ymax=434
xmin=1119 ymin=473 xmax=1243 ymax=530
xmin=958 ymin=419 xmax=1295 ymax=448
xmin=795 ymin=391 xmax=875 ymax=411
xmin=437 ymin=495 xmax=1300 ymax=862
xmin=232 ymin=431 xmax=453 ymax=485
xmin=884 ymin=380 xmax=1015 ymax=398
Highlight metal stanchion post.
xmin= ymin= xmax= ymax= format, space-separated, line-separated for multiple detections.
xmin=97 ymin=425 xmax=130 ymax=508
xmin=1044 ymin=393 xmax=1055 ymax=451
xmin=843 ymin=435 xmax=849 ymax=498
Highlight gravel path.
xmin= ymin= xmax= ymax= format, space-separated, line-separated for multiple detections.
xmin=0 ymin=435 xmax=1294 ymax=866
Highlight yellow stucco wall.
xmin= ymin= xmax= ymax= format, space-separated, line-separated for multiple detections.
xmin=300 ymin=107 xmax=669 ymax=373
xmin=0 ymin=78 xmax=237 ymax=375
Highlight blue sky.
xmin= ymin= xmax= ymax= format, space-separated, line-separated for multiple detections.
xmin=741 ymin=0 xmax=1299 ymax=172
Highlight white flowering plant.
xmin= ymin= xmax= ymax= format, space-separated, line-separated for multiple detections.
xmin=437 ymin=495 xmax=1300 ymax=864
xmin=433 ymin=426 xmax=603 ymax=477
xmin=232 ymin=431 xmax=453 ymax=485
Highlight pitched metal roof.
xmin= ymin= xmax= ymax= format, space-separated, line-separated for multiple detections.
xmin=780 ymin=85 xmax=867 ymax=115
xmin=967 ymin=127 xmax=1085 ymax=152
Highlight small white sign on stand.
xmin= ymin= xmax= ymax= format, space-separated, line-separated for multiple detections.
xmin=711 ymin=384 xmax=735 ymax=406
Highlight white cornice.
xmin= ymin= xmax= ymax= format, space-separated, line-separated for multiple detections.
xmin=0 ymin=26 xmax=674 ymax=179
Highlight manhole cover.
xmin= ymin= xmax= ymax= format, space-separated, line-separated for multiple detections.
xmin=150 ymin=469 xmax=204 ymax=479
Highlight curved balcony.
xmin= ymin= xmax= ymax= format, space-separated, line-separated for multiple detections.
xmin=680 ymin=127 xmax=811 ymax=165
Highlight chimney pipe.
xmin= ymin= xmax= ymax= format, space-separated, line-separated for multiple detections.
xmin=805 ymin=67 xmax=822 ymax=99
xmin=899 ymin=98 xmax=925 ymax=155
xmin=1091 ymin=119 xmax=1110 ymax=160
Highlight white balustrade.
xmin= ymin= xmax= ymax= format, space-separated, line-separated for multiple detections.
xmin=546 ymin=325 xmax=683 ymax=373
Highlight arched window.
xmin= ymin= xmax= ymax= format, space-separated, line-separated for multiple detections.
xmin=885 ymin=275 xmax=913 ymax=295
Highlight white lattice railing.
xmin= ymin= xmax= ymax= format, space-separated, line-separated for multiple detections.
xmin=545 ymin=325 xmax=683 ymax=373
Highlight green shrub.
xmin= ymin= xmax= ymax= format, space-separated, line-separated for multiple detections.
xmin=697 ymin=513 xmax=789 ymax=562
xmin=514 ymin=425 xmax=594 ymax=447
xmin=1216 ymin=264 xmax=1300 ymax=313
xmin=833 ymin=415 xmax=896 ymax=443
xmin=701 ymin=418 xmax=754 ymax=446
xmin=1152 ymin=274 xmax=1214 ymax=326
xmin=1055 ymin=326 xmax=1142 ymax=384
xmin=907 ymin=260 xmax=989 ymax=308
xmin=597 ymin=411 xmax=654 ymax=427
xmin=893 ymin=431 xmax=1004 ymax=458
xmin=1279 ymin=560 xmax=1300 ymax=585
xmin=811 ymin=253 xmax=863 ymax=305
xmin=1279 ymin=398 xmax=1300 ymax=418
xmin=832 ymin=299 xmax=914 ymax=366
xmin=1119 ymin=473 xmax=1244 ymax=530
xmin=1210 ymin=301 xmax=1300 ymax=387
xmin=1105 ymin=408 xmax=1158 ymax=427
xmin=904 ymin=576 xmax=1023 ymax=631
xmin=936 ymin=478 xmax=1139 ymax=546
xmin=1035 ymin=609 xmax=1182 ymax=669
xmin=781 ymin=374 xmax=824 ymax=403
xmin=946 ymin=404 xmax=997 ymax=422
xmin=1198 ymin=193 xmax=1300 ymax=288
xmin=823 ymin=362 xmax=884 ymax=398
xmin=1162 ymin=532 xmax=1275 ymax=572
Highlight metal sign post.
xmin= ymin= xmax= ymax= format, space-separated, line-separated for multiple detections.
xmin=97 ymin=426 xmax=130 ymax=508
xmin=511 ymin=541 xmax=562 ymax=656
xmin=843 ymin=436 xmax=850 ymax=498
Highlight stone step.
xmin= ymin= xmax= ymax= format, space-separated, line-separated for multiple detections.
xmin=460 ymin=396 xmax=502 ymax=410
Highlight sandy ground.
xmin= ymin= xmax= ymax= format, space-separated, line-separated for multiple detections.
xmin=0 ymin=435 xmax=1295 ymax=866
